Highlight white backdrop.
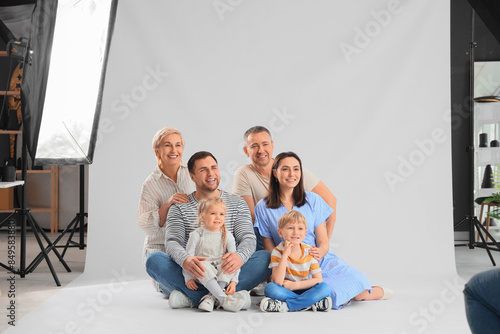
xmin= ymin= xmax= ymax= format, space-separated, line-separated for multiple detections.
xmin=6 ymin=1 xmax=464 ymax=333
xmin=86 ymin=0 xmax=454 ymax=282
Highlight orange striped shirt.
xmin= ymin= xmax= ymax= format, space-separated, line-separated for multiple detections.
xmin=269 ymin=242 xmax=321 ymax=281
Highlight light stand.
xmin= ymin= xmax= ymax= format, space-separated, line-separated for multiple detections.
xmin=0 ymin=130 xmax=70 ymax=286
xmin=455 ymin=8 xmax=500 ymax=265
xmin=55 ymin=165 xmax=87 ymax=257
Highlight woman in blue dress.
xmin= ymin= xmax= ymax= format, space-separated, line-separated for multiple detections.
xmin=254 ymin=151 xmax=393 ymax=309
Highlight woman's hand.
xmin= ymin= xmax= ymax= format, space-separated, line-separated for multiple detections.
xmin=225 ymin=281 xmax=237 ymax=295
xmin=167 ymin=193 xmax=190 ymax=207
xmin=159 ymin=193 xmax=190 ymax=227
xmin=186 ymin=279 xmax=198 ymax=290
xmin=309 ymin=245 xmax=327 ymax=261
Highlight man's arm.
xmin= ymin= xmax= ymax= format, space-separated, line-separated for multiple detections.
xmin=311 ymin=181 xmax=337 ymax=240
xmin=164 ymin=204 xmax=190 ymax=265
xmin=221 ymin=194 xmax=256 ymax=274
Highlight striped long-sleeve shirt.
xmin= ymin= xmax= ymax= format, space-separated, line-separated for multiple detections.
xmin=137 ymin=164 xmax=195 ymax=265
xmin=165 ymin=190 xmax=256 ymax=267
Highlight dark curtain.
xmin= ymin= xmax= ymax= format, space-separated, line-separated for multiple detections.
xmin=20 ymin=0 xmax=57 ymax=164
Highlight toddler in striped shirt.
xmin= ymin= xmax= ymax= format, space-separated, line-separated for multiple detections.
xmin=260 ymin=210 xmax=331 ymax=312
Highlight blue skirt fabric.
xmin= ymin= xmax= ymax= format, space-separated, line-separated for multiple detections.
xmin=320 ymin=251 xmax=371 ymax=309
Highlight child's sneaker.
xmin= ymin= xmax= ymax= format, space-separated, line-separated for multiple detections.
xmin=259 ymin=297 xmax=289 ymax=312
xmin=221 ymin=295 xmax=246 ymax=312
xmin=233 ymin=290 xmax=251 ymax=310
xmin=198 ymin=294 xmax=217 ymax=312
xmin=168 ymin=290 xmax=194 ymax=309
xmin=311 ymin=296 xmax=331 ymax=312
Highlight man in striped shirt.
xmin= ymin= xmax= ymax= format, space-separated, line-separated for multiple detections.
xmin=145 ymin=151 xmax=271 ymax=309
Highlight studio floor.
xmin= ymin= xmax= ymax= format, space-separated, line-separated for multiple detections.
xmin=0 ymin=231 xmax=498 ymax=334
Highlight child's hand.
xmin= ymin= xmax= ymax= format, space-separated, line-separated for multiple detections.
xmin=282 ymin=279 xmax=296 ymax=291
xmin=225 ymin=281 xmax=237 ymax=295
xmin=283 ymin=241 xmax=294 ymax=257
xmin=186 ymin=279 xmax=198 ymax=290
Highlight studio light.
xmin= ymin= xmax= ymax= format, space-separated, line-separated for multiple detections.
xmin=22 ymin=0 xmax=117 ymax=165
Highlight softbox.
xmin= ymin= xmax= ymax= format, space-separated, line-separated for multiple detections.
xmin=21 ymin=0 xmax=117 ymax=165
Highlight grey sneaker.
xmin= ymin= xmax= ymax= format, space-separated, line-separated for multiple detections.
xmin=250 ymin=281 xmax=267 ymax=296
xmin=233 ymin=290 xmax=251 ymax=310
xmin=259 ymin=297 xmax=288 ymax=312
xmin=168 ymin=290 xmax=194 ymax=309
xmin=221 ymin=295 xmax=246 ymax=312
xmin=198 ymin=294 xmax=217 ymax=312
xmin=311 ymin=297 xmax=331 ymax=312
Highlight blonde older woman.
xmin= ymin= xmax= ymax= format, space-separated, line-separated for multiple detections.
xmin=138 ymin=127 xmax=195 ymax=294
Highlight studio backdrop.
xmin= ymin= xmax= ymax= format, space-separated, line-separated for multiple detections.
xmin=84 ymin=0 xmax=453 ymax=287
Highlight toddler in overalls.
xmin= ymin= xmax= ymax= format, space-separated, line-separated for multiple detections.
xmin=183 ymin=197 xmax=247 ymax=312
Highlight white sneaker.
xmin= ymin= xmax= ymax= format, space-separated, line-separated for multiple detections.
xmin=260 ymin=297 xmax=288 ymax=312
xmin=380 ymin=286 xmax=394 ymax=300
xmin=250 ymin=281 xmax=267 ymax=296
xmin=221 ymin=295 xmax=246 ymax=312
xmin=233 ymin=290 xmax=251 ymax=310
xmin=198 ymin=294 xmax=217 ymax=312
xmin=168 ymin=290 xmax=194 ymax=309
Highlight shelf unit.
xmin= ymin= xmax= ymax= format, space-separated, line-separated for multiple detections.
xmin=474 ymin=102 xmax=500 ymax=238
xmin=0 ymin=132 xmax=60 ymax=233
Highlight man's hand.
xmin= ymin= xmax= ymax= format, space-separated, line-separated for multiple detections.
xmin=221 ymin=252 xmax=243 ymax=275
xmin=182 ymin=256 xmax=207 ymax=278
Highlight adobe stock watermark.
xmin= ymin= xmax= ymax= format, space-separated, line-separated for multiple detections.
xmin=48 ymin=268 xmax=133 ymax=334
xmin=339 ymin=0 xmax=403 ymax=63
xmin=399 ymin=276 xmax=464 ymax=334
xmin=384 ymin=94 xmax=475 ymax=192
xmin=223 ymin=310 xmax=272 ymax=334
xmin=218 ymin=106 xmax=296 ymax=190
xmin=213 ymin=0 xmax=245 ymax=21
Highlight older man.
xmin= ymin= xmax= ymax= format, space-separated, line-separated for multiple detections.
xmin=232 ymin=126 xmax=337 ymax=240
xmin=146 ymin=151 xmax=270 ymax=310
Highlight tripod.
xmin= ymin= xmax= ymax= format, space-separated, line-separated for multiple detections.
xmin=55 ymin=165 xmax=87 ymax=257
xmin=0 ymin=133 xmax=70 ymax=286
xmin=455 ymin=215 xmax=500 ymax=266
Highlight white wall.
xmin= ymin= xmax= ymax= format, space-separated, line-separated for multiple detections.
xmin=84 ymin=0 xmax=453 ymax=284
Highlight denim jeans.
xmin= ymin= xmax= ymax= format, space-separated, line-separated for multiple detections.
xmin=264 ymin=282 xmax=331 ymax=311
xmin=464 ymin=268 xmax=500 ymax=334
xmin=146 ymin=250 xmax=271 ymax=305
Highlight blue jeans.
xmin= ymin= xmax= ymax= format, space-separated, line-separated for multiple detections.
xmin=146 ymin=250 xmax=271 ymax=305
xmin=464 ymin=268 xmax=500 ymax=334
xmin=264 ymin=282 xmax=331 ymax=311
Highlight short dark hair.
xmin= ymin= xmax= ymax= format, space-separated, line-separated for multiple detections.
xmin=264 ymin=151 xmax=306 ymax=209
xmin=187 ymin=151 xmax=218 ymax=173
xmin=243 ymin=126 xmax=272 ymax=143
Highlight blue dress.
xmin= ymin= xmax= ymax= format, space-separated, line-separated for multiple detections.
xmin=254 ymin=191 xmax=371 ymax=309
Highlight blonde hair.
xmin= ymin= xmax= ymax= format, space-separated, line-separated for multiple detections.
xmin=198 ymin=198 xmax=228 ymax=256
xmin=152 ymin=126 xmax=185 ymax=152
xmin=278 ymin=210 xmax=307 ymax=230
